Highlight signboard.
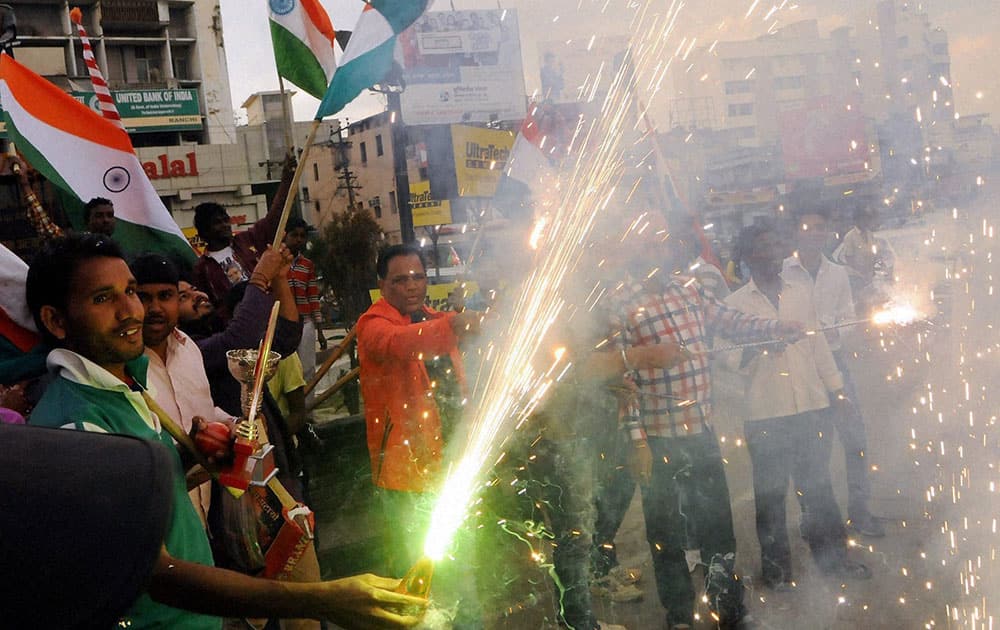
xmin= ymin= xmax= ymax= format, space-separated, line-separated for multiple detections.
xmin=399 ymin=9 xmax=527 ymax=126
xmin=410 ymin=180 xmax=453 ymax=227
xmin=71 ymin=89 xmax=203 ymax=133
xmin=450 ymin=125 xmax=513 ymax=197
xmin=779 ymin=96 xmax=868 ymax=180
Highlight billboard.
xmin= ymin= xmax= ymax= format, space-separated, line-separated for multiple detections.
xmin=410 ymin=180 xmax=453 ymax=227
xmin=399 ymin=9 xmax=527 ymax=126
xmin=72 ymin=88 xmax=203 ymax=133
xmin=451 ymin=124 xmax=514 ymax=198
xmin=779 ymin=96 xmax=868 ymax=180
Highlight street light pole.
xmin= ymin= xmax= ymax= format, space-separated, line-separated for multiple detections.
xmin=387 ymin=90 xmax=414 ymax=243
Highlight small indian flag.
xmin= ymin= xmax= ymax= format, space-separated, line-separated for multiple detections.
xmin=0 ymin=54 xmax=194 ymax=263
xmin=315 ymin=0 xmax=429 ymax=119
xmin=269 ymin=0 xmax=339 ymax=100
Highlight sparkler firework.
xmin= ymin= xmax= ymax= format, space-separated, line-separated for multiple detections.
xmin=423 ymin=0 xmax=689 ymax=563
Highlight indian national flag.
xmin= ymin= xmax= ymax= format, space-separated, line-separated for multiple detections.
xmin=315 ymin=0 xmax=429 ymax=119
xmin=493 ymin=103 xmax=568 ymax=222
xmin=0 ymin=54 xmax=194 ymax=264
xmin=269 ymin=0 xmax=339 ymax=100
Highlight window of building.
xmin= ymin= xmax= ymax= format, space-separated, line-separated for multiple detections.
xmin=389 ymin=191 xmax=397 ymax=215
xmin=727 ymin=103 xmax=753 ymax=117
xmin=360 ymin=141 xmax=368 ymax=164
xmin=376 ymin=134 xmax=384 ymax=157
xmin=725 ymin=80 xmax=753 ymax=94
xmin=313 ymin=163 xmax=319 ymax=181
xmin=732 ymin=126 xmax=756 ymax=140
xmin=773 ymin=76 xmax=803 ymax=90
xmin=372 ymin=196 xmax=382 ymax=218
xmin=135 ymin=45 xmax=163 ymax=83
xmin=302 ymin=187 xmax=310 ymax=202
xmin=315 ymin=200 xmax=321 ymax=215
xmin=898 ymin=35 xmax=909 ymax=49
xmin=932 ymin=43 xmax=948 ymax=56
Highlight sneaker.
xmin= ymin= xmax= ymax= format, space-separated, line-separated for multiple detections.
xmin=704 ymin=553 xmax=745 ymax=625
xmin=762 ymin=577 xmax=795 ymax=592
xmin=848 ymin=513 xmax=886 ymax=538
xmin=608 ymin=565 xmax=642 ymax=585
xmin=590 ymin=581 xmax=643 ymax=603
xmin=822 ymin=559 xmax=873 ymax=580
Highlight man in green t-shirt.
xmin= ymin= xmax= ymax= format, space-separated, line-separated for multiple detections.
xmin=26 ymin=234 xmax=426 ymax=629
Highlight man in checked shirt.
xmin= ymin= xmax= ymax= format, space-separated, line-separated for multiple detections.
xmin=606 ymin=212 xmax=802 ymax=630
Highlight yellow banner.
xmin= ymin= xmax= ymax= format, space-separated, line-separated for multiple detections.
xmin=451 ymin=124 xmax=514 ymax=198
xmin=409 ymin=180 xmax=453 ymax=227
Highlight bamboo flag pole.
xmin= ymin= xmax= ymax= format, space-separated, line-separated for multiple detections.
xmin=271 ymin=119 xmax=322 ymax=250
xmin=303 ymin=327 xmax=356 ymax=396
xmin=306 ymin=366 xmax=361 ymax=413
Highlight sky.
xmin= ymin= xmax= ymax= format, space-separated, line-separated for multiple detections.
xmin=218 ymin=0 xmax=1000 ymax=128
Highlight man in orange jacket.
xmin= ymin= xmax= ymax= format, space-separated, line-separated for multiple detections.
xmin=357 ymin=244 xmax=481 ymax=577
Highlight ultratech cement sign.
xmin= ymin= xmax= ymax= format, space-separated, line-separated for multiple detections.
xmin=72 ymin=89 xmax=203 ymax=134
xmin=450 ymin=124 xmax=513 ymax=198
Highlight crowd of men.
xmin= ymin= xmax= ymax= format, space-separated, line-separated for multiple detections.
xmin=1 ymin=148 xmax=898 ymax=629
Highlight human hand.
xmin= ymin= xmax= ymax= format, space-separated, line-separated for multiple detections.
xmin=629 ymin=342 xmax=691 ymax=370
xmin=318 ymin=574 xmax=427 ymax=628
xmin=775 ymin=321 xmax=805 ymax=344
xmin=190 ymin=416 xmax=235 ymax=464
xmin=627 ymin=440 xmax=653 ymax=487
xmin=450 ymin=310 xmax=482 ymax=336
xmin=252 ymin=245 xmax=292 ymax=285
xmin=7 ymin=155 xmax=28 ymax=184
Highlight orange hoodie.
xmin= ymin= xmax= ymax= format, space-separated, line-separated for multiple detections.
xmin=357 ymin=299 xmax=467 ymax=492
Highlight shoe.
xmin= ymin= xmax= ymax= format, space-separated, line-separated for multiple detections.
xmin=590 ymin=581 xmax=643 ymax=603
xmin=704 ymin=553 xmax=745 ymax=626
xmin=822 ymin=559 xmax=872 ymax=580
xmin=848 ymin=513 xmax=886 ymax=538
xmin=762 ymin=577 xmax=795 ymax=592
xmin=608 ymin=565 xmax=642 ymax=585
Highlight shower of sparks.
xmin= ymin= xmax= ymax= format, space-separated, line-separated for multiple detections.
xmin=872 ymin=302 xmax=922 ymax=327
xmin=423 ymin=0 xmax=688 ymax=562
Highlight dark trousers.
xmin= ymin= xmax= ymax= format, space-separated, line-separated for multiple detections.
xmin=641 ymin=431 xmax=738 ymax=625
xmin=745 ymin=411 xmax=847 ymax=583
xmin=530 ymin=438 xmax=599 ymax=630
xmin=831 ymin=350 xmax=873 ymax=519
xmin=592 ymin=431 xmax=637 ymax=578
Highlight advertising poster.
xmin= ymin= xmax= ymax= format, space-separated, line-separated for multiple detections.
xmin=399 ymin=9 xmax=527 ymax=126
xmin=450 ymin=124 xmax=514 ymax=198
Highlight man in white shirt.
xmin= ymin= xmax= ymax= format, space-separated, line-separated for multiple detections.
xmin=784 ymin=209 xmax=885 ymax=538
xmin=131 ymin=254 xmax=234 ymax=528
xmin=725 ymin=222 xmax=870 ymax=589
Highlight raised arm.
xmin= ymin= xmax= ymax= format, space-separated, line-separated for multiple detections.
xmin=149 ymin=547 xmax=425 ymax=627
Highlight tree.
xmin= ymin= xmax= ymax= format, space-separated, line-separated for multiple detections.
xmin=310 ymin=209 xmax=384 ymax=328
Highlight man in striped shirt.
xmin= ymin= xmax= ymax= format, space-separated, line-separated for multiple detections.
xmin=284 ymin=217 xmax=325 ymax=391
xmin=606 ymin=212 xmax=802 ymax=629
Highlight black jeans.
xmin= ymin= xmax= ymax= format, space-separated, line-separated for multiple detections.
xmin=745 ymin=411 xmax=847 ymax=583
xmin=641 ymin=431 xmax=738 ymax=626
xmin=830 ymin=350 xmax=873 ymax=519
xmin=530 ymin=438 xmax=599 ymax=630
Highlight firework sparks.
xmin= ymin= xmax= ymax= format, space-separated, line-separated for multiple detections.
xmin=423 ymin=0 xmax=689 ymax=562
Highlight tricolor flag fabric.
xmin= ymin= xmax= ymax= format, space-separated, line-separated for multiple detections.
xmin=315 ymin=0 xmax=429 ymax=119
xmin=69 ymin=7 xmax=124 ymax=130
xmin=493 ymin=103 xmax=571 ymax=222
xmin=0 ymin=54 xmax=195 ymax=264
xmin=0 ymin=242 xmax=46 ymax=385
xmin=269 ymin=0 xmax=340 ymax=100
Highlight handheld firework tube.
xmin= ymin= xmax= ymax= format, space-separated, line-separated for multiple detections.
xmin=218 ymin=304 xmax=280 ymax=498
xmin=396 ymin=556 xmax=434 ymax=599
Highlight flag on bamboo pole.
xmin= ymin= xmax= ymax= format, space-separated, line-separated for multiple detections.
xmin=314 ymin=0 xmax=429 ymax=119
xmin=0 ymin=242 xmax=46 ymax=385
xmin=268 ymin=0 xmax=340 ymax=100
xmin=69 ymin=7 xmax=124 ymax=129
xmin=0 ymin=54 xmax=195 ymax=264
